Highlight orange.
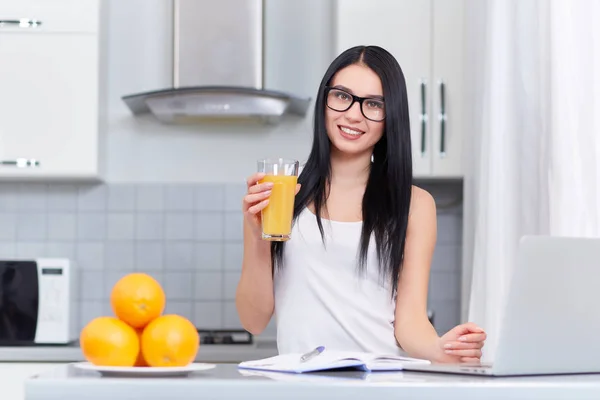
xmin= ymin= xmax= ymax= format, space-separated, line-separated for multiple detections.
xmin=110 ymin=273 xmax=166 ymax=329
xmin=80 ymin=316 xmax=139 ymax=367
xmin=134 ymin=328 xmax=149 ymax=367
xmin=141 ymin=314 xmax=199 ymax=367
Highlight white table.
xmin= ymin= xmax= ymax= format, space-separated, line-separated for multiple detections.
xmin=0 ymin=363 xmax=66 ymax=400
xmin=25 ymin=363 xmax=600 ymax=400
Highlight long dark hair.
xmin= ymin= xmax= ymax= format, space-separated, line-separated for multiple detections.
xmin=272 ymin=45 xmax=413 ymax=297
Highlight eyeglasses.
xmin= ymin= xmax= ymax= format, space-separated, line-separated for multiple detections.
xmin=325 ymin=86 xmax=385 ymax=122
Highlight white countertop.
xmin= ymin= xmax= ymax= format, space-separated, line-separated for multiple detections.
xmin=0 ymin=341 xmax=278 ymax=363
xmin=24 ymin=363 xmax=600 ymax=400
xmin=0 ymin=363 xmax=66 ymax=400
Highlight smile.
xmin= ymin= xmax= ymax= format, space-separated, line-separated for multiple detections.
xmin=338 ymin=125 xmax=364 ymax=136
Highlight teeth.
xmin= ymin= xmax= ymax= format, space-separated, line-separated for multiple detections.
xmin=340 ymin=126 xmax=362 ymax=136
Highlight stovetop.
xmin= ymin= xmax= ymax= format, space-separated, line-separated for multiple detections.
xmin=197 ymin=329 xmax=253 ymax=345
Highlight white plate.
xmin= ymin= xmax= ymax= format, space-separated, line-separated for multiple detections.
xmin=72 ymin=362 xmax=216 ymax=377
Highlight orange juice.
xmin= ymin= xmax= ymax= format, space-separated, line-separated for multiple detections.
xmin=260 ymin=174 xmax=297 ymax=240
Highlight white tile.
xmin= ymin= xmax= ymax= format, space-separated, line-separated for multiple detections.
xmin=107 ymin=213 xmax=135 ymax=240
xmin=107 ymin=185 xmax=136 ymax=211
xmin=47 ymin=184 xmax=78 ymax=211
xmin=165 ymin=185 xmax=195 ymax=211
xmin=77 ymin=213 xmax=107 ymax=241
xmin=164 ymin=213 xmax=195 ymax=240
xmin=149 ymin=272 xmax=165 ymax=289
xmin=194 ymin=302 xmax=223 ymax=329
xmin=135 ymin=242 xmax=164 ymax=271
xmin=135 ymin=185 xmax=164 ymax=211
xmin=136 ymin=213 xmax=164 ymax=240
xmin=17 ymin=242 xmax=46 ymax=258
xmin=195 ymin=184 xmax=225 ymax=211
xmin=222 ymin=301 xmax=243 ymax=329
xmin=79 ymin=301 xmax=104 ymax=330
xmin=223 ymin=271 xmax=240 ymax=300
xmin=0 ymin=214 xmax=17 ymax=240
xmin=165 ymin=301 xmax=194 ymax=321
xmin=76 ymin=242 xmax=105 ymax=270
xmin=195 ymin=213 xmax=223 ymax=241
xmin=104 ymin=271 xmax=130 ymax=299
xmin=223 ymin=183 xmax=246 ymax=212
xmin=194 ymin=272 xmax=222 ymax=301
xmin=164 ymin=271 xmax=194 ymax=300
xmin=195 ymin=243 xmax=223 ymax=270
xmin=47 ymin=213 xmax=77 ymax=240
xmin=105 ymin=241 xmax=135 ymax=271
xmin=164 ymin=241 xmax=195 ymax=270
xmin=78 ymin=184 xmax=107 ymax=211
xmin=45 ymin=242 xmax=76 ymax=260
xmin=79 ymin=270 xmax=104 ymax=300
xmin=0 ymin=242 xmax=16 ymax=257
xmin=16 ymin=213 xmax=46 ymax=240
xmin=223 ymin=242 xmax=243 ymax=271
xmin=223 ymin=212 xmax=243 ymax=241
xmin=0 ymin=183 xmax=18 ymax=211
xmin=17 ymin=183 xmax=47 ymax=211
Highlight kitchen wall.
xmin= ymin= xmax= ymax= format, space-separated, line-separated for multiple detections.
xmin=0 ymin=0 xmax=463 ymax=340
xmin=0 ymin=179 xmax=462 ymax=339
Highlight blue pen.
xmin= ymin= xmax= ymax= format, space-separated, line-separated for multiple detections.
xmin=299 ymin=346 xmax=325 ymax=362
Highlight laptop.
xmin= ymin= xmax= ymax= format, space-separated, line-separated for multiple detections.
xmin=403 ymin=235 xmax=600 ymax=377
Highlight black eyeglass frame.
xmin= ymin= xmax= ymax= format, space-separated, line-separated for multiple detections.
xmin=324 ymin=86 xmax=386 ymax=122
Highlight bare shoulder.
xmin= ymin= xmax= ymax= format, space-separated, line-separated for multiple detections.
xmin=409 ymin=185 xmax=437 ymax=218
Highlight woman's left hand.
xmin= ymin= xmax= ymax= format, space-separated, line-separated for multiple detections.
xmin=437 ymin=322 xmax=486 ymax=363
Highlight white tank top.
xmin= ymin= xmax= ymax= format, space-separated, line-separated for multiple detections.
xmin=273 ymin=207 xmax=406 ymax=355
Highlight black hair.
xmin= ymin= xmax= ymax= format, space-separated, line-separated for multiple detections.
xmin=271 ymin=45 xmax=413 ymax=297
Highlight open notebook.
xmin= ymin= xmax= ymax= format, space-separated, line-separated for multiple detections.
xmin=238 ymin=369 xmax=416 ymax=383
xmin=237 ymin=347 xmax=430 ymax=374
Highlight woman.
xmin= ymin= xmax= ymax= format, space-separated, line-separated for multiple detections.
xmin=235 ymin=45 xmax=486 ymax=364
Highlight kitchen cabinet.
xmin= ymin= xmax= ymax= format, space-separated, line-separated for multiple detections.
xmin=0 ymin=0 xmax=105 ymax=180
xmin=334 ymin=0 xmax=465 ymax=178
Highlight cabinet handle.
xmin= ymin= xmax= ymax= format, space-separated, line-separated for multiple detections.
xmin=419 ymin=79 xmax=427 ymax=157
xmin=0 ymin=159 xmax=40 ymax=168
xmin=0 ymin=19 xmax=43 ymax=28
xmin=438 ymin=80 xmax=447 ymax=158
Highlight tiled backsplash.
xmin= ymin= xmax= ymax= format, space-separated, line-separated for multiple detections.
xmin=0 ymin=180 xmax=462 ymax=340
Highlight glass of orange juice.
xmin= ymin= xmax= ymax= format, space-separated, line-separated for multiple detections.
xmin=257 ymin=158 xmax=299 ymax=241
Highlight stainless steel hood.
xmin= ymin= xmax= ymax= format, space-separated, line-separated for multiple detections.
xmin=121 ymin=0 xmax=311 ymax=124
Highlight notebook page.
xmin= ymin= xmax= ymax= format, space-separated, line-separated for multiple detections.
xmin=238 ymin=351 xmax=367 ymax=373
xmin=365 ymin=354 xmax=430 ymax=371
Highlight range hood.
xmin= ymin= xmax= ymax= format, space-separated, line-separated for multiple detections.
xmin=121 ymin=0 xmax=311 ymax=124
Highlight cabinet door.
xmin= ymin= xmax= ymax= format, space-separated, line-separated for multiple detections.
xmin=0 ymin=0 xmax=99 ymax=33
xmin=334 ymin=0 xmax=433 ymax=177
xmin=0 ymin=31 xmax=101 ymax=179
xmin=431 ymin=0 xmax=464 ymax=177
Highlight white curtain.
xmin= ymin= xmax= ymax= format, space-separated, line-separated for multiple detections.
xmin=462 ymin=0 xmax=600 ymax=362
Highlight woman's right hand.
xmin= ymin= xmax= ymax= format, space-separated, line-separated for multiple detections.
xmin=243 ymin=173 xmax=273 ymax=238
xmin=242 ymin=172 xmax=301 ymax=239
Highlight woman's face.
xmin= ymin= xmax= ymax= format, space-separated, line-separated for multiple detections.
xmin=325 ymin=64 xmax=385 ymax=157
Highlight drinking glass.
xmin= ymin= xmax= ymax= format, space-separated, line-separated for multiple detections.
xmin=257 ymin=158 xmax=299 ymax=241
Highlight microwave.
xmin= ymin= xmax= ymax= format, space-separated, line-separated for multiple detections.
xmin=0 ymin=258 xmax=77 ymax=345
